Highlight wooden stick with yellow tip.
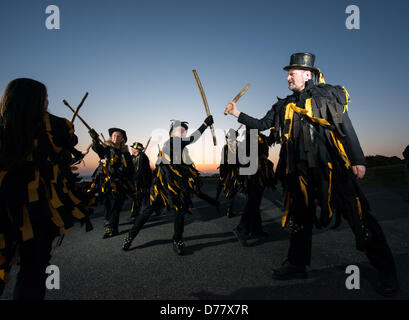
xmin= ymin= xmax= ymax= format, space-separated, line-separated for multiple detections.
xmin=224 ymin=84 xmax=250 ymax=115
xmin=192 ymin=70 xmax=217 ymax=146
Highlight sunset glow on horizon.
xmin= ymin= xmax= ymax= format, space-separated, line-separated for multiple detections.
xmin=1 ymin=0 xmax=408 ymax=177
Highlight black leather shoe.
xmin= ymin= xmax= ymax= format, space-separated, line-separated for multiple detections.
xmin=272 ymin=260 xmax=307 ymax=280
xmin=102 ymin=226 xmax=113 ymax=239
xmin=374 ymin=273 xmax=399 ymax=297
xmin=233 ymin=227 xmax=249 ymax=247
xmin=173 ymin=240 xmax=185 ymax=255
xmin=122 ymin=235 xmax=133 ymax=251
xmin=102 ymin=228 xmax=118 ymax=239
xmin=227 ymin=208 xmax=236 ymax=218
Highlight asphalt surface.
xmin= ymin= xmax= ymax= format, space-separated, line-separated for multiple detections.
xmin=2 ymin=184 xmax=409 ymax=300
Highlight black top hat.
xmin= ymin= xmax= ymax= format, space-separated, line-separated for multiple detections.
xmin=108 ymin=127 xmax=127 ymax=142
xmin=169 ymin=120 xmax=189 ymax=136
xmin=131 ymin=142 xmax=144 ymax=151
xmin=283 ymin=52 xmax=319 ymax=74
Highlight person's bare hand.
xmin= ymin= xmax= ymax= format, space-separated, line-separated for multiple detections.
xmin=352 ymin=165 xmax=366 ymax=179
xmin=225 ymin=101 xmax=240 ymax=118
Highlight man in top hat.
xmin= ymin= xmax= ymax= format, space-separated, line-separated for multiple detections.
xmin=129 ymin=141 xmax=152 ymax=219
xmin=225 ymin=52 xmax=399 ymax=296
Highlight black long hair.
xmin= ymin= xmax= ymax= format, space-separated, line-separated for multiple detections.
xmin=0 ymin=78 xmax=47 ymax=170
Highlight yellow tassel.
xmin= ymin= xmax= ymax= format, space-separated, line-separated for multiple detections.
xmin=167 ymin=183 xmax=177 ymax=195
xmin=328 ymin=162 xmax=333 ymax=218
xmin=281 ymin=192 xmax=291 ymax=227
xmin=169 ymin=166 xmax=182 ymax=177
xmin=27 ymin=168 xmax=40 ymax=203
xmin=330 ymin=131 xmax=351 ymax=169
xmin=50 ymin=184 xmax=64 ymax=208
xmin=290 ymin=100 xmax=332 ymax=127
xmin=356 ymin=197 xmax=363 ymax=220
xmin=284 ymin=103 xmax=295 ymax=174
xmin=174 ymin=180 xmax=181 ymax=189
xmin=298 ymin=176 xmax=309 ymax=207
xmin=318 ymin=72 xmax=326 ymax=84
xmin=0 ymin=269 xmax=10 ymax=283
xmin=284 ymin=103 xmax=295 ymax=141
xmin=341 ymin=86 xmax=350 ymax=113
xmin=164 ymin=152 xmax=171 ymax=162
xmin=72 ymin=207 xmax=85 ymax=219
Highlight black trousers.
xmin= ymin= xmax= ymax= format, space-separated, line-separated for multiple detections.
xmin=131 ymin=195 xmax=142 ymax=217
xmin=216 ymin=180 xmax=236 ymax=212
xmin=103 ymin=196 xmax=111 ymax=221
xmin=13 ymin=220 xmax=58 ymax=300
xmin=128 ymin=202 xmax=185 ymax=241
xmin=226 ymin=196 xmax=236 ymax=213
xmin=237 ymin=179 xmax=265 ymax=236
xmin=105 ymin=193 xmax=126 ymax=231
xmin=287 ymin=197 xmax=397 ymax=277
xmin=131 ymin=188 xmax=150 ymax=215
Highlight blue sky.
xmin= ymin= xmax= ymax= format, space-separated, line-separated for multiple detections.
xmin=1 ymin=0 xmax=408 ymax=174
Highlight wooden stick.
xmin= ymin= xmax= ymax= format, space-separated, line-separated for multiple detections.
xmin=224 ymin=84 xmax=250 ymax=115
xmin=62 ymin=99 xmax=103 ymax=144
xmin=63 ymin=99 xmax=91 ymax=130
xmin=192 ymin=70 xmax=217 ymax=146
xmin=71 ymin=92 xmax=89 ymax=123
xmin=143 ymin=137 xmax=151 ymax=153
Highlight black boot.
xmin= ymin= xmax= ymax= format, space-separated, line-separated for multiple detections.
xmin=102 ymin=226 xmax=118 ymax=239
xmin=173 ymin=240 xmax=185 ymax=255
xmin=233 ymin=227 xmax=249 ymax=247
xmin=272 ymin=260 xmax=308 ymax=280
xmin=122 ymin=235 xmax=133 ymax=251
xmin=227 ymin=207 xmax=235 ymax=218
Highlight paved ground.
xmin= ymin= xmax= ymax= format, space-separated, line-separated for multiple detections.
xmin=1 ymin=184 xmax=408 ymax=300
